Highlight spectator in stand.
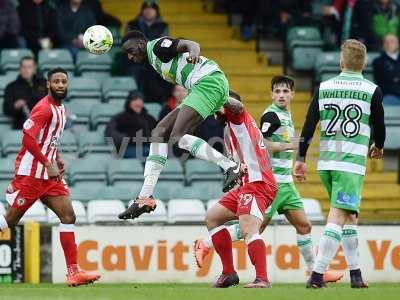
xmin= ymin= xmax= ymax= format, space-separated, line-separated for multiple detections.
xmin=86 ymin=0 xmax=121 ymax=29
xmin=18 ymin=0 xmax=58 ymax=55
xmin=0 ymin=0 xmax=20 ymax=50
xmin=3 ymin=57 xmax=47 ymax=129
xmin=56 ymin=0 xmax=96 ymax=60
xmin=126 ymin=1 xmax=169 ymax=40
xmin=158 ymin=85 xmax=187 ymax=121
xmin=105 ymin=90 xmax=157 ymax=159
xmin=373 ymin=34 xmax=400 ymax=105
xmin=353 ymin=0 xmax=400 ymax=50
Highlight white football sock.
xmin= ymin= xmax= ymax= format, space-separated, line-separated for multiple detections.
xmin=203 ymin=223 xmax=243 ymax=249
xmin=178 ymin=134 xmax=236 ymax=171
xmin=0 ymin=215 xmax=8 ymax=230
xmin=139 ymin=143 xmax=168 ymax=198
xmin=297 ymin=233 xmax=315 ymax=272
xmin=342 ymin=225 xmax=359 ymax=270
xmin=313 ymin=223 xmax=342 ymax=274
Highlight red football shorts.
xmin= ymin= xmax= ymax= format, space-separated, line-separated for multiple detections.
xmin=5 ymin=175 xmax=70 ymax=211
xmin=219 ymin=181 xmax=276 ymax=221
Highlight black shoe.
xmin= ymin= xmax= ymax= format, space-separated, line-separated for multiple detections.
xmin=213 ymin=272 xmax=239 ymax=288
xmin=222 ymin=163 xmax=241 ymax=193
xmin=306 ymin=271 xmax=326 ymax=289
xmin=350 ymin=269 xmax=369 ymax=288
xmin=118 ymin=196 xmax=157 ymax=220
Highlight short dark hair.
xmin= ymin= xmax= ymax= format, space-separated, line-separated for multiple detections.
xmin=122 ymin=30 xmax=148 ymax=45
xmin=47 ymin=67 xmax=68 ymax=80
xmin=19 ymin=56 xmax=35 ymax=66
xmin=270 ymin=75 xmax=295 ymax=91
xmin=229 ymin=90 xmax=241 ymax=101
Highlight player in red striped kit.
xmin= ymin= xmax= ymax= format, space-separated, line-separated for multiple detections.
xmin=0 ymin=68 xmax=100 ymax=287
xmin=206 ymin=91 xmax=277 ymax=288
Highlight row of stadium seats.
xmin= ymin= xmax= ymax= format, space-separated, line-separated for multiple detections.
xmin=0 ymin=156 xmax=223 ymax=189
xmin=0 ymin=74 xmax=137 ymax=103
xmin=0 ymin=197 xmax=324 ymax=224
xmin=0 ymin=99 xmax=161 ymax=132
xmin=287 ymin=26 xmax=379 ymax=81
xmin=0 ymin=49 xmax=114 ymax=77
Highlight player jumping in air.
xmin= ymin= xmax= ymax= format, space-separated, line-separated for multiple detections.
xmin=0 ymin=68 xmax=101 ymax=287
xmin=204 ymin=91 xmax=277 ymax=288
xmin=118 ymin=31 xmax=241 ymax=220
xmin=195 ymin=76 xmax=343 ymax=283
xmin=294 ymin=40 xmax=385 ymax=289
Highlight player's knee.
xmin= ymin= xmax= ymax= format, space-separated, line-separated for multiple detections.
xmin=60 ymin=212 xmax=76 ymax=224
xmin=169 ymin=131 xmax=184 ymax=147
xmin=151 ymin=124 xmax=169 ymax=140
xmin=296 ymin=220 xmax=312 ymax=235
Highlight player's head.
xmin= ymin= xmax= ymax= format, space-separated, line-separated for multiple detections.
xmin=270 ymin=75 xmax=294 ymax=109
xmin=340 ymin=39 xmax=367 ymax=72
xmin=47 ymin=67 xmax=68 ymax=100
xmin=122 ymin=30 xmax=148 ymax=64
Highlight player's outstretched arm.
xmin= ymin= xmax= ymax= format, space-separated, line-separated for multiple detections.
xmin=369 ymin=87 xmax=385 ymax=159
xmin=176 ymin=39 xmax=201 ymax=64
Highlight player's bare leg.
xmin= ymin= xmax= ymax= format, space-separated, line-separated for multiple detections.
xmin=343 ymin=214 xmax=368 ymax=288
xmin=119 ymin=106 xmax=240 ymax=220
xmin=205 ymin=203 xmax=239 ymax=288
xmin=42 ymin=195 xmax=100 ymax=287
xmin=0 ymin=206 xmax=27 ymax=231
xmin=285 ymin=209 xmax=343 ymax=283
xmin=240 ymin=214 xmax=271 ymax=288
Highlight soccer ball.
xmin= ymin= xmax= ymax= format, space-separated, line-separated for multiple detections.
xmin=83 ymin=25 xmax=113 ymax=55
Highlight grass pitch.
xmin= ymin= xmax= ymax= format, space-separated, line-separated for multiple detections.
xmin=0 ymin=283 xmax=399 ymax=300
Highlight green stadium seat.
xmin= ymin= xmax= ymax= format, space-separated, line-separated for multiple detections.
xmin=78 ymin=129 xmax=112 ymax=157
xmin=314 ymin=51 xmax=341 ymax=81
xmin=287 ymin=26 xmax=323 ymax=71
xmin=385 ymin=106 xmax=400 ymax=126
xmin=76 ymin=51 xmax=112 ymax=75
xmin=385 ymin=126 xmax=400 ymax=150
xmin=91 ymin=103 xmax=123 ymax=129
xmin=81 ymin=72 xmax=111 ymax=83
xmin=70 ymin=185 xmax=98 ymax=203
xmin=0 ymin=74 xmax=16 ymax=98
xmin=1 ymin=49 xmax=34 ymax=73
xmin=153 ymin=182 xmax=185 ymax=200
xmin=68 ymin=77 xmax=102 ymax=100
xmin=0 ymin=97 xmax=12 ymax=126
xmin=291 ymin=47 xmax=323 ymax=71
xmin=67 ymin=157 xmax=107 ymax=186
xmin=2 ymin=130 xmax=22 ymax=156
xmin=94 ymin=186 xmax=133 ymax=203
xmin=0 ymin=155 xmax=16 ymax=180
xmin=64 ymin=99 xmax=97 ymax=128
xmin=60 ymin=130 xmax=78 ymax=153
xmin=102 ymin=77 xmax=137 ymax=101
xmin=182 ymin=182 xmax=223 ymax=201
xmin=159 ymin=159 xmax=184 ymax=182
xmin=0 ymin=180 xmax=10 ymax=202
xmin=38 ymin=49 xmax=74 ymax=73
xmin=185 ymin=159 xmax=223 ymax=184
xmin=145 ymin=103 xmax=162 ymax=120
xmin=109 ymin=27 xmax=122 ymax=46
xmin=107 ymin=159 xmax=144 ymax=184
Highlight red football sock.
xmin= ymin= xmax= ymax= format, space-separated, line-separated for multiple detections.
xmin=247 ymin=236 xmax=268 ymax=282
xmin=59 ymin=224 xmax=78 ymax=275
xmin=211 ymin=226 xmax=235 ymax=275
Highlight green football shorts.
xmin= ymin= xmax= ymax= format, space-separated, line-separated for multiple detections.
xmin=181 ymin=71 xmax=229 ymax=119
xmin=319 ymin=170 xmax=365 ymax=213
xmin=265 ymin=182 xmax=304 ymax=219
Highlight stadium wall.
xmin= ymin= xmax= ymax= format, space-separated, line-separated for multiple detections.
xmin=51 ymin=225 xmax=400 ymax=283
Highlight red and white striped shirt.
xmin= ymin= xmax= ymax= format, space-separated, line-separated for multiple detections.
xmin=15 ymin=95 xmax=66 ymax=179
xmin=224 ymin=108 xmax=277 ymax=187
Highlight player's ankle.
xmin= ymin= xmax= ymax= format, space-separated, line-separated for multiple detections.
xmin=67 ymin=264 xmax=79 ymax=275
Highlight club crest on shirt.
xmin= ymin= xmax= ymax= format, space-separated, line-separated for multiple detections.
xmin=50 ymin=136 xmax=59 ymax=148
xmin=23 ymin=119 xmax=34 ymax=130
xmin=161 ymin=39 xmax=172 ymax=48
xmin=16 ymin=197 xmax=26 ymax=207
xmin=261 ymin=122 xmax=271 ymax=133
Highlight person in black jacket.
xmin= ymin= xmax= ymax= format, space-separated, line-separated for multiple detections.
xmin=18 ymin=0 xmax=58 ymax=55
xmin=3 ymin=56 xmax=47 ymax=129
xmin=126 ymin=1 xmax=169 ymax=40
xmin=105 ymin=90 xmax=157 ymax=159
xmin=373 ymin=34 xmax=400 ymax=105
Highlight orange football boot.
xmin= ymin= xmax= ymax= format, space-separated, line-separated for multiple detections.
xmin=194 ymin=238 xmax=211 ymax=268
xmin=67 ymin=270 xmax=101 ymax=287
